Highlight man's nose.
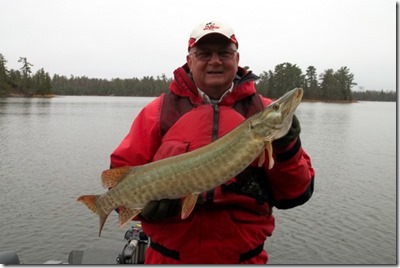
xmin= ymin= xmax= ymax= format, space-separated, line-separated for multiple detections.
xmin=208 ymin=52 xmax=222 ymax=63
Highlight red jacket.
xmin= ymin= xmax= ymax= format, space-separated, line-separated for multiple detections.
xmin=110 ymin=64 xmax=315 ymax=264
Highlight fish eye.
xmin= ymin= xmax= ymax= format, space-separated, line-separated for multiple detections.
xmin=272 ymin=104 xmax=280 ymax=111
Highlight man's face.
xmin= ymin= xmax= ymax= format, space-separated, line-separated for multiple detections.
xmin=187 ymin=34 xmax=239 ymax=99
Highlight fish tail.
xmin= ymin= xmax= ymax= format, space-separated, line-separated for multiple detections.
xmin=77 ymin=195 xmax=109 ymax=237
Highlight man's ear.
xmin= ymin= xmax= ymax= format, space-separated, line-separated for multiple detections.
xmin=187 ymin=54 xmax=193 ymax=69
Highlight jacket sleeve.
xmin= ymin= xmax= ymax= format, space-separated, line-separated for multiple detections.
xmin=267 ymin=136 xmax=315 ymax=209
xmin=110 ymin=96 xmax=163 ymax=168
xmin=261 ymin=98 xmax=315 ymax=209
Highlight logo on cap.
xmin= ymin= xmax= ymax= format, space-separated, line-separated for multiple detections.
xmin=203 ymin=22 xmax=220 ymax=31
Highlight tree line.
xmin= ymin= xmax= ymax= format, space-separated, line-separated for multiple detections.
xmin=0 ymin=53 xmax=395 ymax=101
xmin=255 ymin=63 xmax=358 ymax=101
xmin=0 ymin=54 xmax=52 ymax=96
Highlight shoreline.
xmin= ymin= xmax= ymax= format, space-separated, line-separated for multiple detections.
xmin=3 ymin=93 xmax=56 ymax=98
xmin=2 ymin=91 xmax=358 ymax=103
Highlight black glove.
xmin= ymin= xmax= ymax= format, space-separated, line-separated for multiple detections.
xmin=140 ymin=199 xmax=181 ymax=221
xmin=272 ymin=115 xmax=301 ymax=149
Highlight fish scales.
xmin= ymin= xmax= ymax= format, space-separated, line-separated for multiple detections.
xmin=120 ymin=124 xmax=261 ymax=200
xmin=77 ymin=88 xmax=303 ymax=236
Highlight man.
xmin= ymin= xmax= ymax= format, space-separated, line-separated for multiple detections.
xmin=110 ymin=21 xmax=315 ymax=264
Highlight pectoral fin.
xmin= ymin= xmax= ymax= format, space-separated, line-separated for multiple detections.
xmin=258 ymin=150 xmax=265 ymax=167
xmin=181 ymin=193 xmax=199 ymax=219
xmin=265 ymin=141 xmax=274 ymax=169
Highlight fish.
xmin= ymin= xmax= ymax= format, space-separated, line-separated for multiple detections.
xmin=77 ymin=87 xmax=303 ymax=236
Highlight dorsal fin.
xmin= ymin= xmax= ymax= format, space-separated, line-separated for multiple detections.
xmin=101 ymin=166 xmax=131 ymax=189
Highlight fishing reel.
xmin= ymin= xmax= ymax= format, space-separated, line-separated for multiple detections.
xmin=116 ymin=223 xmax=149 ymax=264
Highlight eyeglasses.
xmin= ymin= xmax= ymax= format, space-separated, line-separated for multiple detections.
xmin=189 ymin=49 xmax=237 ymax=61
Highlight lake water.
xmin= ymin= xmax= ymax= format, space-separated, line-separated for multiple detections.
xmin=0 ymin=96 xmax=396 ymax=264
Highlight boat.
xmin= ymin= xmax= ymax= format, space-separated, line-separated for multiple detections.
xmin=0 ymin=224 xmax=148 ymax=265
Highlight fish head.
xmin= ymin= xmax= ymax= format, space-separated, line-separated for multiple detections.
xmin=250 ymin=87 xmax=303 ymax=141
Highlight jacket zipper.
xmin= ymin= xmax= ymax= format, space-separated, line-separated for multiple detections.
xmin=211 ymin=104 xmax=219 ymax=142
xmin=204 ymin=103 xmax=220 ymax=203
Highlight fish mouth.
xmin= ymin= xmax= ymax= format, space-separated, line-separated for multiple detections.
xmin=278 ymin=89 xmax=303 ymax=113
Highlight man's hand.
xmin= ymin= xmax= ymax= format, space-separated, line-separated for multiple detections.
xmin=272 ymin=115 xmax=301 ymax=149
xmin=140 ymin=199 xmax=181 ymax=221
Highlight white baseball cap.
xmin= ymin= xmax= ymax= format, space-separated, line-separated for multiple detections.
xmin=188 ymin=21 xmax=238 ymax=50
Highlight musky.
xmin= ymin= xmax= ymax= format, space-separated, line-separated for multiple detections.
xmin=0 ymin=0 xmax=396 ymax=91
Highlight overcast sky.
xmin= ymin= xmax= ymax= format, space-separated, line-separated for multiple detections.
xmin=0 ymin=0 xmax=396 ymax=91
